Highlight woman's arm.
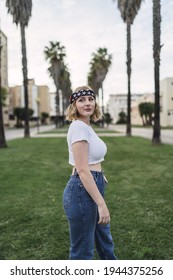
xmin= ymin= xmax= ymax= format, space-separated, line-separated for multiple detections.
xmin=72 ymin=141 xmax=110 ymax=224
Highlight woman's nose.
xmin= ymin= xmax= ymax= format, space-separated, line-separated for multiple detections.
xmin=86 ymin=98 xmax=92 ymax=105
xmin=86 ymin=100 xmax=90 ymax=105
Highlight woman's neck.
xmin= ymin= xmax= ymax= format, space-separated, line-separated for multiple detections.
xmin=77 ymin=117 xmax=90 ymax=125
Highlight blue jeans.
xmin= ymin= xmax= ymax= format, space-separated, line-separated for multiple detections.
xmin=63 ymin=170 xmax=117 ymax=260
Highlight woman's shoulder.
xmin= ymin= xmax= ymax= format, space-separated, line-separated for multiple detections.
xmin=67 ymin=120 xmax=90 ymax=143
xmin=69 ymin=120 xmax=89 ymax=130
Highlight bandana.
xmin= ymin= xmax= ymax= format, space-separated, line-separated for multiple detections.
xmin=69 ymin=89 xmax=95 ymax=104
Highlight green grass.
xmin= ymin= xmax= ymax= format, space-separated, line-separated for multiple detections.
xmin=0 ymin=136 xmax=173 ymax=260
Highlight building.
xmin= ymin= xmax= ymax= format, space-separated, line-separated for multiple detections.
xmin=107 ymin=93 xmax=144 ymax=124
xmin=49 ymin=90 xmax=66 ymax=121
xmin=38 ymin=85 xmax=50 ymax=116
xmin=107 ymin=94 xmax=127 ymax=124
xmin=160 ymin=77 xmax=173 ymax=127
xmin=131 ymin=93 xmax=154 ymax=125
xmin=21 ymin=79 xmax=39 ymax=118
xmin=9 ymin=79 xmax=51 ymax=126
xmin=107 ymin=78 xmax=173 ymax=127
xmin=0 ymin=30 xmax=9 ymax=125
xmin=49 ymin=92 xmax=56 ymax=118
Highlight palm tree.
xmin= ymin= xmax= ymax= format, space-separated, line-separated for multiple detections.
xmin=152 ymin=0 xmax=162 ymax=144
xmin=6 ymin=0 xmax=32 ymax=138
xmin=113 ymin=0 xmax=143 ymax=136
xmin=59 ymin=65 xmax=72 ymax=115
xmin=44 ymin=41 xmax=66 ymax=127
xmin=0 ymin=94 xmax=6 ymax=148
xmin=88 ymin=48 xmax=112 ymax=115
xmin=0 ymin=35 xmax=7 ymax=148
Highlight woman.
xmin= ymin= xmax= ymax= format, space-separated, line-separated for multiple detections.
xmin=63 ymin=85 xmax=117 ymax=260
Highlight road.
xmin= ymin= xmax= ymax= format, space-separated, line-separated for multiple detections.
xmin=110 ymin=124 xmax=173 ymax=145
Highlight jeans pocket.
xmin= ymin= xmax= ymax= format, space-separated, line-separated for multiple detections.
xmin=63 ymin=182 xmax=74 ymax=209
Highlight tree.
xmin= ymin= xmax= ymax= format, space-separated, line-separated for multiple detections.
xmin=88 ymin=48 xmax=112 ymax=118
xmin=58 ymin=64 xmax=72 ymax=117
xmin=138 ymin=102 xmax=154 ymax=126
xmin=0 ymin=33 xmax=7 ymax=148
xmin=152 ymin=0 xmax=162 ymax=144
xmin=6 ymin=0 xmax=32 ymax=138
xmin=14 ymin=107 xmax=34 ymax=128
xmin=0 ymin=87 xmax=7 ymax=107
xmin=113 ymin=0 xmax=143 ymax=136
xmin=44 ymin=41 xmax=66 ymax=127
xmin=41 ymin=112 xmax=49 ymax=125
xmin=104 ymin=112 xmax=112 ymax=127
xmin=116 ymin=111 xmax=127 ymax=124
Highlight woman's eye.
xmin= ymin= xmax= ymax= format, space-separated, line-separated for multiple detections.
xmin=89 ymin=98 xmax=94 ymax=101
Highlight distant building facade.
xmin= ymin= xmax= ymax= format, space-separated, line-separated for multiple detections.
xmin=160 ymin=77 xmax=173 ymax=127
xmin=107 ymin=94 xmax=127 ymax=124
xmin=49 ymin=92 xmax=56 ymax=118
xmin=49 ymin=90 xmax=66 ymax=120
xmin=9 ymin=79 xmax=50 ymax=125
xmin=131 ymin=93 xmax=154 ymax=125
xmin=107 ymin=93 xmax=145 ymax=124
xmin=38 ymin=85 xmax=50 ymax=116
xmin=107 ymin=78 xmax=173 ymax=127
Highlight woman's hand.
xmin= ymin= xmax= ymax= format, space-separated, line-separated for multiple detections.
xmin=98 ymin=202 xmax=110 ymax=224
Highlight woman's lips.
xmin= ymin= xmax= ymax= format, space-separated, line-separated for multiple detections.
xmin=84 ymin=109 xmax=92 ymax=111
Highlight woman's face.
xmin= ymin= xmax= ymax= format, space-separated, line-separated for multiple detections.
xmin=75 ymin=95 xmax=96 ymax=119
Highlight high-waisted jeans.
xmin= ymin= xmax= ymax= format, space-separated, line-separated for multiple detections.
xmin=63 ymin=170 xmax=117 ymax=260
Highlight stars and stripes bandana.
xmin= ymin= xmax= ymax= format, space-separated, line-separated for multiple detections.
xmin=69 ymin=89 xmax=95 ymax=104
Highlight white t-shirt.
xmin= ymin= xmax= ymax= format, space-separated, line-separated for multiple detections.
xmin=67 ymin=120 xmax=107 ymax=166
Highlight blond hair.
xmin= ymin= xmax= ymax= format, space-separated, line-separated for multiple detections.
xmin=65 ymin=86 xmax=102 ymax=122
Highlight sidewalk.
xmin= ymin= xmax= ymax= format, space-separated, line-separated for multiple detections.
xmin=5 ymin=124 xmax=55 ymax=141
xmin=109 ymin=124 xmax=173 ymax=145
xmin=5 ymin=124 xmax=173 ymax=145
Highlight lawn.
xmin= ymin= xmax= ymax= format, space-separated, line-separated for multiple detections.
xmin=0 ymin=136 xmax=173 ymax=260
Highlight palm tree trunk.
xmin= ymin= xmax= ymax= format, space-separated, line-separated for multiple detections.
xmin=0 ymin=40 xmax=7 ymax=148
xmin=101 ymin=84 xmax=104 ymax=127
xmin=20 ymin=24 xmax=30 ymax=138
xmin=0 ymin=90 xmax=7 ymax=147
xmin=153 ymin=59 xmax=161 ymax=142
xmin=152 ymin=0 xmax=161 ymax=144
xmin=62 ymin=92 xmax=65 ymax=127
xmin=141 ymin=115 xmax=145 ymax=126
xmin=55 ymin=89 xmax=60 ymax=128
xmin=126 ymin=23 xmax=132 ymax=136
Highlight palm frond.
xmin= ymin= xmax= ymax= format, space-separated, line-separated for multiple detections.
xmin=114 ymin=0 xmax=143 ymax=24
xmin=6 ymin=0 xmax=32 ymax=26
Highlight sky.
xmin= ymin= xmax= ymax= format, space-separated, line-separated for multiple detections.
xmin=0 ymin=0 xmax=173 ymax=104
